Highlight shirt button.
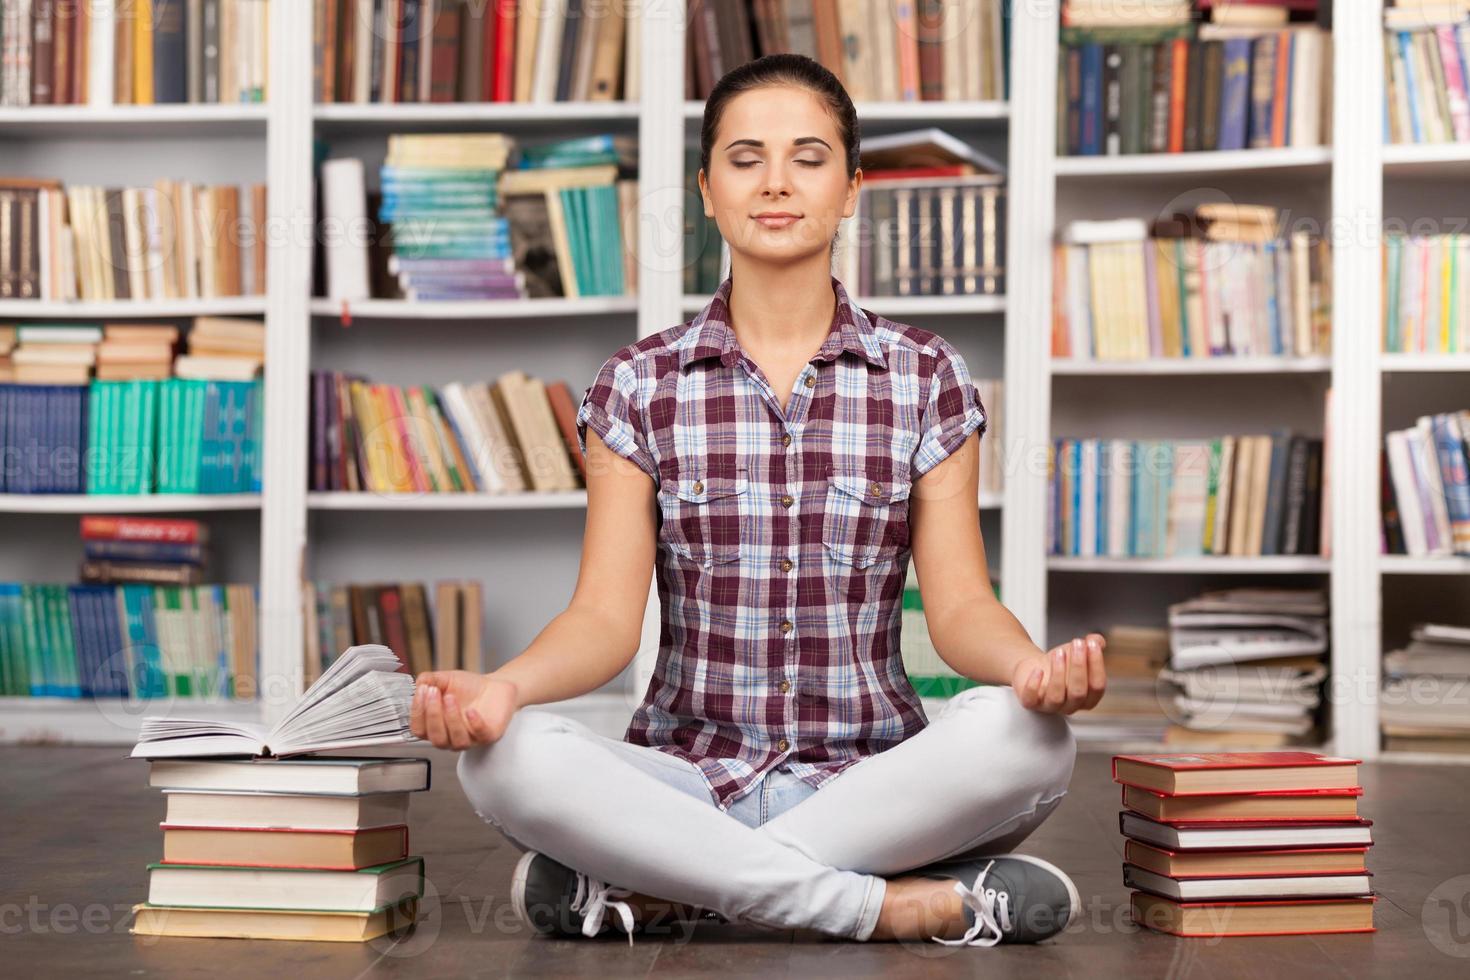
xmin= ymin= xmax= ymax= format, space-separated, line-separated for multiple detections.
xmin=779 ymin=619 xmax=793 ymax=634
xmin=780 ymin=493 xmax=794 ymax=507
xmin=692 ymin=480 xmax=704 ymax=494
xmin=781 ymin=433 xmax=791 ymax=446
xmin=777 ymin=738 xmax=791 ymax=752
xmin=780 ymin=558 xmax=793 ymax=572
xmin=778 ymin=679 xmax=791 ymax=693
xmin=869 ymin=482 xmax=881 ymax=496
xmin=803 ymin=375 xmax=815 ymax=388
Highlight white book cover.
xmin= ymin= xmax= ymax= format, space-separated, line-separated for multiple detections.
xmin=320 ymin=158 xmax=372 ymax=301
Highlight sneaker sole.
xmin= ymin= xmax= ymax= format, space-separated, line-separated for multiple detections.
xmin=511 ymin=850 xmax=543 ymax=933
xmin=989 ymin=852 xmax=1082 ymax=928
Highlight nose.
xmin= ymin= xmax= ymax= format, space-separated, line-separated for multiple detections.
xmin=761 ymin=161 xmax=793 ymax=199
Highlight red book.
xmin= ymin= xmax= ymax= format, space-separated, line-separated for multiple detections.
xmin=1123 ymin=862 xmax=1373 ymax=902
xmin=1120 ymin=811 xmax=1375 ymax=850
xmin=1123 ymin=839 xmax=1370 ymax=878
xmin=80 ymin=515 xmax=207 ymax=544
xmin=1120 ymin=783 xmax=1364 ymax=823
xmin=1112 ymin=751 xmax=1361 ymax=795
xmin=492 ymin=0 xmax=516 ymax=102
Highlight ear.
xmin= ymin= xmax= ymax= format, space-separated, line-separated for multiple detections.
xmin=699 ymin=168 xmax=713 ymax=218
xmin=843 ymin=167 xmax=863 ymax=218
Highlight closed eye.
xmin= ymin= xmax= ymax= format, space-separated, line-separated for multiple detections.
xmin=732 ymin=160 xmax=825 ymax=168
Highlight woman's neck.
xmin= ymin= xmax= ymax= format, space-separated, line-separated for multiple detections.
xmin=725 ymin=253 xmax=838 ymax=360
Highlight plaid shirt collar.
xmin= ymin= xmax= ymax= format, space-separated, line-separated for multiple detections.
xmin=678 ymin=274 xmax=889 ymax=372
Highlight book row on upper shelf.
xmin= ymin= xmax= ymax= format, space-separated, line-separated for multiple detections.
xmin=0 ymin=318 xmax=263 ymax=495
xmin=0 ymin=0 xmax=269 ymax=107
xmin=317 ymin=131 xmax=637 ymax=302
xmin=686 ymin=128 xmax=1009 ymax=299
xmin=685 ymin=0 xmax=1011 ymax=103
xmin=1381 ymin=408 xmax=1470 ymax=558
xmin=1053 ymin=204 xmax=1332 ymax=363
xmin=1071 ymin=587 xmax=1330 ymax=749
xmin=0 ymin=177 xmax=266 ymax=303
xmin=309 ymin=366 xmax=1008 ymax=498
xmin=1058 ymin=2 xmax=1332 ymax=156
xmin=302 ymin=579 xmax=485 ymax=685
xmin=1049 ymin=428 xmax=1329 ymax=561
xmin=314 ymin=0 xmax=637 ymax=105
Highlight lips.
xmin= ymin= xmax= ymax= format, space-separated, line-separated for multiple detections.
xmin=753 ymin=213 xmax=801 ymax=229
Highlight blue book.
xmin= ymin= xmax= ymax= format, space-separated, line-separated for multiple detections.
xmin=1399 ymin=32 xmax=1423 ymax=143
xmin=1431 ymin=414 xmax=1470 ymax=553
xmin=1219 ymin=38 xmax=1253 ymax=151
xmin=1080 ymin=44 xmax=1104 ymax=155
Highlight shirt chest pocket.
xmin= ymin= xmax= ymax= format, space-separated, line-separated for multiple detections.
xmin=821 ymin=470 xmax=913 ymax=568
xmin=658 ymin=471 xmax=748 ymax=566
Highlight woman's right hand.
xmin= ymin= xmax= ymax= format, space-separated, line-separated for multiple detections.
xmin=410 ymin=670 xmax=519 ymax=750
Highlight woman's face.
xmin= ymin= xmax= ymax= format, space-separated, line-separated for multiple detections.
xmin=699 ymin=85 xmax=861 ymax=268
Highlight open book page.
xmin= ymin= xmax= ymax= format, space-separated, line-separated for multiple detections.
xmin=130 ymin=645 xmax=419 ymax=759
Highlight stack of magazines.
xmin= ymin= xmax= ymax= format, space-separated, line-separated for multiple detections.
xmin=1160 ymin=588 xmax=1329 ymax=748
xmin=1381 ymin=623 xmax=1470 ymax=754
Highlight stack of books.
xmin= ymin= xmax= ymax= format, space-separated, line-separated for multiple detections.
xmin=79 ymin=514 xmax=209 ymax=587
xmin=1066 ymin=625 xmax=1172 ymax=743
xmin=1114 ymin=751 xmax=1377 ymax=938
xmin=176 ymin=317 xmax=265 ymax=381
xmin=1381 ymin=622 xmax=1470 ymax=753
xmin=130 ymin=645 xmax=429 ymax=942
xmin=1161 ymin=587 xmax=1329 ymax=747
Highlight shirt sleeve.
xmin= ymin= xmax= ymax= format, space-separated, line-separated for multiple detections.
xmin=576 ymin=353 xmax=659 ymax=481
xmin=911 ymin=340 xmax=988 ymax=480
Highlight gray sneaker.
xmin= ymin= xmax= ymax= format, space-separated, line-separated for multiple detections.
xmin=914 ymin=853 xmax=1080 ymax=946
xmin=510 ymin=850 xmax=638 ymax=944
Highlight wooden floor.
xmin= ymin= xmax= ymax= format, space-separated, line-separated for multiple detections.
xmin=6 ymin=744 xmax=1469 ymax=978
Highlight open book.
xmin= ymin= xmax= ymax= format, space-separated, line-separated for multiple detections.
xmin=131 ymin=645 xmax=420 ymax=759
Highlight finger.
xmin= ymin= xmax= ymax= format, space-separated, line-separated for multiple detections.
xmin=410 ymin=684 xmax=426 ymax=738
xmin=424 ymin=687 xmax=450 ymax=748
xmin=1017 ymin=665 xmax=1043 ymax=709
xmin=1084 ymin=636 xmax=1107 ymax=709
xmin=1066 ymin=639 xmax=1090 ymax=706
xmin=1045 ymin=645 xmax=1068 ymax=710
xmin=464 ymin=706 xmax=495 ymax=743
xmin=442 ymin=693 xmax=472 ymax=750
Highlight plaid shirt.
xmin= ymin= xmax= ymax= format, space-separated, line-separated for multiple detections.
xmin=575 ymin=274 xmax=988 ymax=812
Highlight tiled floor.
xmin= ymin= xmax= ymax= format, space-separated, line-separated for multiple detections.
xmin=5 ymin=744 xmax=1468 ymax=977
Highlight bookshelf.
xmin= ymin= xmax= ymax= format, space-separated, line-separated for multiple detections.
xmin=3 ymin=1 xmax=1465 ymax=765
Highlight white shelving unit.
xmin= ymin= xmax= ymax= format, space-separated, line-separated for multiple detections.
xmin=4 ymin=2 xmax=1464 ymax=763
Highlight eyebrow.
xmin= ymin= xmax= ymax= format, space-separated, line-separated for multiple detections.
xmin=723 ymin=137 xmax=833 ymax=151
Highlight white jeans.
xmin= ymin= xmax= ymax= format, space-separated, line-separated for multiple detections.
xmin=456 ymin=684 xmax=1077 ymax=941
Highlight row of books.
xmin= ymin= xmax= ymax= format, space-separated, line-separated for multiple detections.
xmin=302 ymin=579 xmax=485 ymax=685
xmin=1058 ymin=15 xmax=1331 ymax=156
xmin=1381 ymin=410 xmax=1470 ymax=557
xmin=309 ymin=369 xmax=584 ymax=494
xmin=1383 ymin=7 xmax=1470 ymax=144
xmin=131 ymin=649 xmax=426 ymax=943
xmin=1048 ymin=431 xmax=1327 ymax=559
xmin=1382 ymin=233 xmax=1470 ymax=355
xmin=0 ymin=0 xmax=268 ymax=107
xmin=0 ymin=317 xmax=263 ymax=385
xmin=0 ymin=579 xmax=258 ymax=699
xmin=685 ymin=0 xmax=1011 ymax=104
xmin=1052 ymin=209 xmax=1332 ymax=362
xmin=832 ymin=130 xmax=1008 ymax=299
xmin=1380 ymin=622 xmax=1470 ymax=753
xmin=0 ymin=376 xmax=263 ymax=494
xmin=318 ymin=132 xmax=638 ymax=302
xmin=314 ymin=0 xmax=637 ymax=104
xmin=0 ymin=177 xmax=267 ymax=302
xmin=1113 ymin=750 xmax=1376 ymax=938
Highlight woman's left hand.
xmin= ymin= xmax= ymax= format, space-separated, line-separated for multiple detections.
xmin=1012 ymin=633 xmax=1107 ymax=715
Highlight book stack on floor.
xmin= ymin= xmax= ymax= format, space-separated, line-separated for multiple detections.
xmin=1067 ymin=625 xmax=1172 ymax=743
xmin=130 ymin=645 xmax=430 ymax=942
xmin=1160 ymin=588 xmax=1329 ymax=748
xmin=302 ymin=579 xmax=485 ymax=684
xmin=1114 ymin=751 xmax=1377 ymax=938
xmin=1381 ymin=622 xmax=1470 ymax=754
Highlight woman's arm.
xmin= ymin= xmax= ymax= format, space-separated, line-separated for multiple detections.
xmin=411 ymin=428 xmax=659 ymax=747
xmin=909 ymin=430 xmax=1106 ymax=715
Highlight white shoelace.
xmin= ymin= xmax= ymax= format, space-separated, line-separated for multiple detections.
xmin=569 ymin=873 xmax=637 ymax=945
xmin=931 ymin=859 xmax=1013 ymax=947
